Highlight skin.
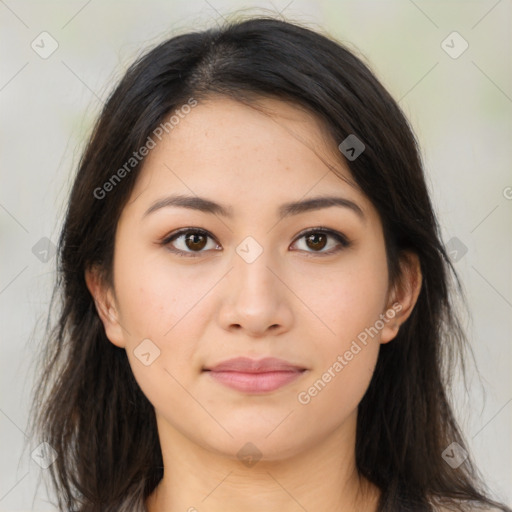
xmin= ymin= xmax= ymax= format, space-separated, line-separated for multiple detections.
xmin=86 ymin=96 xmax=422 ymax=512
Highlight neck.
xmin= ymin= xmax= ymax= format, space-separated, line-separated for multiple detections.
xmin=145 ymin=411 xmax=381 ymax=512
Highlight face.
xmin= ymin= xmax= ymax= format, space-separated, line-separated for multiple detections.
xmin=87 ymin=96 xmax=411 ymax=462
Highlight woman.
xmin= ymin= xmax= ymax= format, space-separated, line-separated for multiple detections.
xmin=29 ymin=15 xmax=511 ymax=512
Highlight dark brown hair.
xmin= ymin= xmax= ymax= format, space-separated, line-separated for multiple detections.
xmin=28 ymin=14 xmax=511 ymax=512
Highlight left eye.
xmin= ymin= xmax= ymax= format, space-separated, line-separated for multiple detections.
xmin=291 ymin=229 xmax=350 ymax=255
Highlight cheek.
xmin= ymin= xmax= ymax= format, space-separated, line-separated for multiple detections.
xmin=304 ymin=250 xmax=389 ymax=346
xmin=117 ymin=263 xmax=206 ymax=416
xmin=296 ymin=283 xmax=383 ymax=422
xmin=112 ymin=250 xmax=208 ymax=391
xmin=113 ymin=245 xmax=209 ymax=340
xmin=294 ymin=247 xmax=388 ymax=408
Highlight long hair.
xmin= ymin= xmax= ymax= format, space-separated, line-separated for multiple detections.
xmin=28 ymin=15 xmax=511 ymax=512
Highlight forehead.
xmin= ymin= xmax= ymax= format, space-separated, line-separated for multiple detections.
xmin=125 ymin=96 xmax=370 ymax=216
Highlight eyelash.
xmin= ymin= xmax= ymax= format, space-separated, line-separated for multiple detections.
xmin=160 ymin=227 xmax=351 ymax=258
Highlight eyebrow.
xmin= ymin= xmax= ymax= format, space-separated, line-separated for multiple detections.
xmin=143 ymin=194 xmax=365 ymax=221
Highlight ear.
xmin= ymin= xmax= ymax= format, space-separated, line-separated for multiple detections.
xmin=380 ymin=250 xmax=422 ymax=344
xmin=84 ymin=265 xmax=126 ymax=348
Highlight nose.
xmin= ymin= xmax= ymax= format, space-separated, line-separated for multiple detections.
xmin=217 ymin=248 xmax=294 ymax=337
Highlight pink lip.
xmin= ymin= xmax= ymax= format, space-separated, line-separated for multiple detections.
xmin=204 ymin=357 xmax=307 ymax=393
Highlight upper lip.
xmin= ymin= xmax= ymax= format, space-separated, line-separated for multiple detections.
xmin=204 ymin=357 xmax=306 ymax=373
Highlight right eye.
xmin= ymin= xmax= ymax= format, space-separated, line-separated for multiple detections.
xmin=161 ymin=228 xmax=221 ymax=257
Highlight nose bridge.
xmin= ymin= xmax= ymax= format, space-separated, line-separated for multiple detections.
xmin=232 ymin=239 xmax=279 ymax=307
xmin=218 ymin=236 xmax=292 ymax=335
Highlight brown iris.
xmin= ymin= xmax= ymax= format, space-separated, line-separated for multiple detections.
xmin=305 ymin=232 xmax=327 ymax=251
xmin=185 ymin=232 xmax=208 ymax=251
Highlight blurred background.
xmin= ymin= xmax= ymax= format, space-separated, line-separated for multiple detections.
xmin=1 ymin=1 xmax=511 ymax=510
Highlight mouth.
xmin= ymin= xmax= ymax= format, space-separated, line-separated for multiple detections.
xmin=203 ymin=357 xmax=307 ymax=393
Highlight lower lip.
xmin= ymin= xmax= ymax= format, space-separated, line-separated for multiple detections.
xmin=205 ymin=370 xmax=304 ymax=393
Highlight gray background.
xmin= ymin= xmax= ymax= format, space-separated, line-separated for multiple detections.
xmin=1 ymin=0 xmax=511 ymax=510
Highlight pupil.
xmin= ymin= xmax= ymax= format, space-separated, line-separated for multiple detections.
xmin=307 ymin=233 xmax=326 ymax=250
